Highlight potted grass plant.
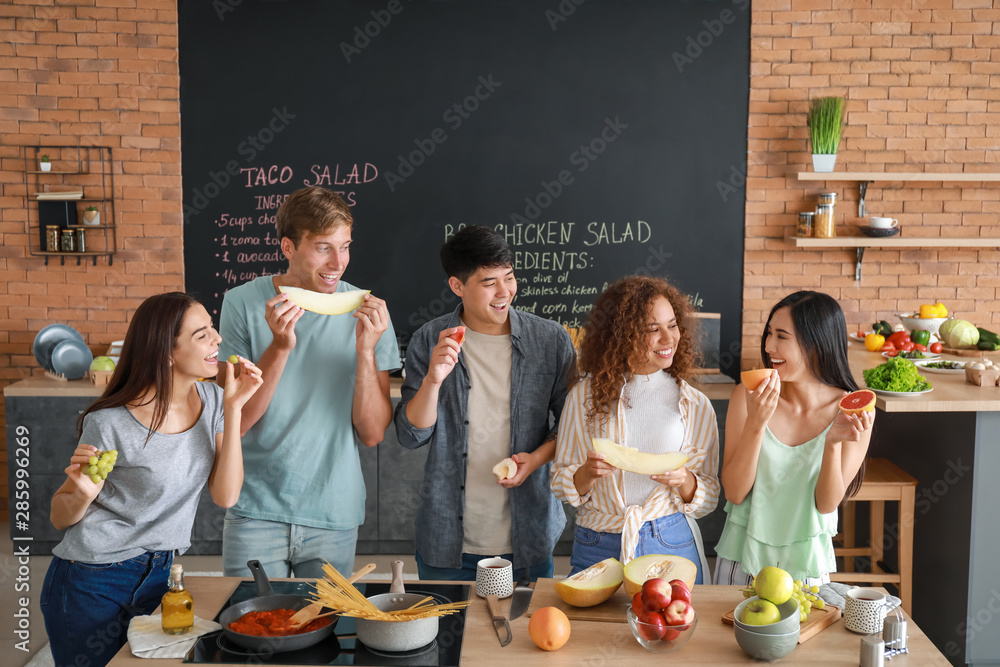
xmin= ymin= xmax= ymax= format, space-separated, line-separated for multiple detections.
xmin=39 ymin=154 xmax=52 ymax=172
xmin=808 ymin=97 xmax=844 ymax=172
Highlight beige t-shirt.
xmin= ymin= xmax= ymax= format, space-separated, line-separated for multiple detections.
xmin=461 ymin=328 xmax=514 ymax=555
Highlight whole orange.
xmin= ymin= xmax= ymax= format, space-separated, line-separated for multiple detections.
xmin=528 ymin=606 xmax=571 ymax=651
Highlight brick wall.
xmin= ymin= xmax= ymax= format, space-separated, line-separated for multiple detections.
xmin=0 ymin=0 xmax=183 ymax=517
xmin=743 ymin=0 xmax=1000 ymax=364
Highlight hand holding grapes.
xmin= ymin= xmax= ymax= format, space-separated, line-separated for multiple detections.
xmin=65 ymin=444 xmax=107 ymax=497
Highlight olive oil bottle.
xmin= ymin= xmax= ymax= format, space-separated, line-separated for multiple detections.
xmin=161 ymin=563 xmax=194 ymax=635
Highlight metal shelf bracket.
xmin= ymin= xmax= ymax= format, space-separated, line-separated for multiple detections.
xmin=858 ymin=181 xmax=871 ymax=217
xmin=855 ymin=247 xmax=865 ymax=281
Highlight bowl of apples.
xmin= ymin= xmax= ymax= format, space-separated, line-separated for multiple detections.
xmin=626 ymin=578 xmax=697 ymax=653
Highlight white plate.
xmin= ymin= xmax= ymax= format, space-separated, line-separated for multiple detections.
xmin=868 ymin=387 xmax=934 ymax=397
xmin=881 ymin=352 xmax=941 ymax=361
xmin=912 ymin=359 xmax=967 ymax=374
xmin=848 ymin=332 xmax=870 ymax=342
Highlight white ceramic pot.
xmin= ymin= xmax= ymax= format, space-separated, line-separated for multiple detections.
xmin=40 ymin=162 xmax=51 ymax=172
xmin=812 ymin=154 xmax=837 ymax=172
xmin=83 ymin=210 xmax=100 ymax=226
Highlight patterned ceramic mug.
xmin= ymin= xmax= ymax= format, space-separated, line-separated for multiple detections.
xmin=844 ymin=587 xmax=896 ymax=634
xmin=476 ymin=556 xmax=513 ymax=598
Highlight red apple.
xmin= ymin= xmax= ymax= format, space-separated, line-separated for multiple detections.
xmin=669 ymin=579 xmax=692 ymax=605
xmin=449 ymin=326 xmax=466 ymax=345
xmin=631 ymin=592 xmax=645 ymax=617
xmin=662 ymin=625 xmax=682 ymax=642
xmin=663 ymin=599 xmax=695 ymax=626
xmin=641 ymin=578 xmax=673 ymax=612
xmin=635 ymin=608 xmax=668 ymax=641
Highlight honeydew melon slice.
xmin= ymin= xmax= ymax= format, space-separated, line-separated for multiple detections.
xmin=591 ymin=438 xmax=688 ymax=475
xmin=623 ymin=554 xmax=698 ymax=598
xmin=553 ymin=557 xmax=624 ymax=607
xmin=278 ymin=285 xmax=369 ymax=315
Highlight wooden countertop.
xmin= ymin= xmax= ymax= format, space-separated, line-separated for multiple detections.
xmin=107 ymin=578 xmax=947 ymax=666
xmin=848 ymin=341 xmax=1000 ymax=412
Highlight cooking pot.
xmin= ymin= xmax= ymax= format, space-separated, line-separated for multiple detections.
xmin=217 ymin=560 xmax=336 ymax=654
xmin=354 ymin=560 xmax=439 ymax=652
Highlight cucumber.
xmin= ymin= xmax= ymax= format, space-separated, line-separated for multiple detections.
xmin=977 ymin=327 xmax=1000 ymax=346
xmin=978 ymin=340 xmax=1000 ymax=351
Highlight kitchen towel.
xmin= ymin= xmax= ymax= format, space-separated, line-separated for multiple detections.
xmin=127 ymin=614 xmax=221 ymax=659
xmin=818 ymin=582 xmax=902 ymax=611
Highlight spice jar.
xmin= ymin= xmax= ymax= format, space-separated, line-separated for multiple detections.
xmin=74 ymin=228 xmax=86 ymax=253
xmin=45 ymin=226 xmax=60 ymax=252
xmin=797 ymin=212 xmax=815 ymax=238
xmin=814 ymin=203 xmax=836 ymax=238
xmin=60 ymin=229 xmax=75 ymax=252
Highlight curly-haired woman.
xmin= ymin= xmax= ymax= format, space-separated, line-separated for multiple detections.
xmin=551 ymin=276 xmax=720 ymax=580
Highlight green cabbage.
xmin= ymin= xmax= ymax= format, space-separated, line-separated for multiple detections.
xmin=863 ymin=358 xmax=931 ymax=392
xmin=942 ymin=319 xmax=979 ymax=349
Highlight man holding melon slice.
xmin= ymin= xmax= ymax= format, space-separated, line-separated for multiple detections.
xmin=218 ymin=187 xmax=400 ymax=579
xmin=394 ymin=225 xmax=576 ymax=581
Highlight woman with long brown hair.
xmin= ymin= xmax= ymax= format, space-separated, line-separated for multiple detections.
xmin=551 ymin=276 xmax=720 ymax=581
xmin=40 ymin=292 xmax=262 ymax=667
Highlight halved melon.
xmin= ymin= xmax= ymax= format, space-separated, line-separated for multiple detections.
xmin=591 ymin=438 xmax=688 ymax=475
xmin=553 ymin=557 xmax=624 ymax=607
xmin=623 ymin=554 xmax=697 ymax=598
xmin=840 ymin=389 xmax=876 ymax=415
xmin=492 ymin=457 xmax=517 ymax=481
xmin=278 ymin=286 xmax=369 ymax=315
xmin=741 ymin=369 xmax=774 ymax=391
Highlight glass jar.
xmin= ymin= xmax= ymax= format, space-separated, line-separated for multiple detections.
xmin=74 ymin=228 xmax=86 ymax=253
xmin=797 ymin=212 xmax=815 ymax=238
xmin=815 ymin=203 xmax=836 ymax=238
xmin=60 ymin=229 xmax=75 ymax=252
xmin=45 ymin=226 xmax=60 ymax=252
xmin=818 ymin=192 xmax=838 ymax=206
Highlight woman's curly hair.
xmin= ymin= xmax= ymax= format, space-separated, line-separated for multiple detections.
xmin=575 ymin=275 xmax=701 ymax=428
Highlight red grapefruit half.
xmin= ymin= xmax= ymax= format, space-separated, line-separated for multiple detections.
xmin=840 ymin=389 xmax=876 ymax=414
xmin=741 ymin=369 xmax=774 ymax=391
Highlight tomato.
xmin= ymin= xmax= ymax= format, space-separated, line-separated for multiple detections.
xmin=900 ymin=341 xmax=916 ymax=352
xmin=929 ymin=341 xmax=943 ymax=353
xmin=864 ymin=333 xmax=886 ymax=352
xmin=914 ymin=343 xmax=927 ymax=352
xmin=887 ymin=331 xmax=911 ymax=348
xmin=880 ymin=342 xmax=896 ymax=353
xmin=884 ymin=349 xmax=899 ymax=357
xmin=857 ymin=330 xmax=867 ymax=338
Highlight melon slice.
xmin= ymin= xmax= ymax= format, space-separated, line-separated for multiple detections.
xmin=591 ymin=438 xmax=688 ymax=475
xmin=840 ymin=389 xmax=876 ymax=415
xmin=553 ymin=557 xmax=624 ymax=607
xmin=623 ymin=554 xmax=698 ymax=598
xmin=741 ymin=369 xmax=774 ymax=391
xmin=492 ymin=457 xmax=517 ymax=481
xmin=277 ymin=285 xmax=370 ymax=315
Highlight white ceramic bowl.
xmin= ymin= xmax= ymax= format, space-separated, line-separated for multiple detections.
xmin=897 ymin=313 xmax=949 ymax=337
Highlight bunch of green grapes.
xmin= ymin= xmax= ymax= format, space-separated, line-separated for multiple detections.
xmin=790 ymin=580 xmax=826 ymax=622
xmin=83 ymin=449 xmax=118 ymax=484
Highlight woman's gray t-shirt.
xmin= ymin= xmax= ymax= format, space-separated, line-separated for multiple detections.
xmin=53 ymin=381 xmax=226 ymax=563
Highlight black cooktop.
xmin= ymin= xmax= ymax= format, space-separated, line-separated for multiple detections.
xmin=184 ymin=581 xmax=469 ymax=666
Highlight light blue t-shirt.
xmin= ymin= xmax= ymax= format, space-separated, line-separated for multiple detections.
xmin=219 ymin=276 xmax=400 ymax=529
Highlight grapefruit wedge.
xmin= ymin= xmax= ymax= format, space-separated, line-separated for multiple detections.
xmin=741 ymin=369 xmax=774 ymax=391
xmin=278 ymin=286 xmax=369 ymax=315
xmin=840 ymin=389 xmax=876 ymax=414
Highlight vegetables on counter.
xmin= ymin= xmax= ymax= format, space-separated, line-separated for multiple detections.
xmin=863 ymin=357 xmax=932 ymax=393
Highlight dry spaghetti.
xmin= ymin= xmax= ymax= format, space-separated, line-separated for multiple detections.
xmin=312 ymin=564 xmax=471 ymax=621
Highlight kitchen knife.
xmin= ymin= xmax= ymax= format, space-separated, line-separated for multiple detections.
xmin=486 ymin=594 xmax=512 ymax=647
xmin=509 ymin=575 xmax=533 ymax=620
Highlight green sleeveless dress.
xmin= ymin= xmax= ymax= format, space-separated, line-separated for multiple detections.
xmin=715 ymin=423 xmax=838 ymax=582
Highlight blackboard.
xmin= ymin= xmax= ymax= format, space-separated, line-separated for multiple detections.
xmin=179 ymin=0 xmax=749 ymax=375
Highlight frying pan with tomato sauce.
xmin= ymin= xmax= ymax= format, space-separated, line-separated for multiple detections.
xmin=217 ymin=560 xmax=337 ymax=653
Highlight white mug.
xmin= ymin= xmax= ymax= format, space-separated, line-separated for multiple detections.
xmin=475 ymin=556 xmax=513 ymax=598
xmin=869 ymin=216 xmax=899 ymax=229
xmin=844 ymin=587 xmax=896 ymax=634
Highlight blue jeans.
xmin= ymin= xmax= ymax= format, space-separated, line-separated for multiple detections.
xmin=40 ymin=551 xmax=172 ymax=667
xmin=222 ymin=510 xmax=358 ymax=578
xmin=569 ymin=513 xmax=704 ymax=583
xmin=415 ymin=551 xmax=553 ymax=583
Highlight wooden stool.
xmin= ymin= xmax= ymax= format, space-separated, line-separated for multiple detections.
xmin=831 ymin=458 xmax=917 ymax=615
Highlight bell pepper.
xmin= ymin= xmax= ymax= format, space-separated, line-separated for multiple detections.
xmin=864 ymin=333 xmax=886 ymax=352
xmin=933 ymin=302 xmax=948 ymax=317
xmin=887 ymin=331 xmax=911 ymax=348
xmin=911 ymin=329 xmax=931 ymax=347
xmin=919 ymin=303 xmax=948 ymax=318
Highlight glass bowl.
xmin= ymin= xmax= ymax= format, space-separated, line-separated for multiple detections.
xmin=626 ymin=607 xmax=697 ymax=653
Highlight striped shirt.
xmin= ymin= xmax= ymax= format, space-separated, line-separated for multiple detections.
xmin=551 ymin=374 xmax=721 ymax=564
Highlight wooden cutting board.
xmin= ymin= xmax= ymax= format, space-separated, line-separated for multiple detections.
xmin=722 ymin=604 xmax=842 ymax=643
xmin=525 ymin=577 xmax=631 ymax=623
xmin=940 ymin=345 xmax=1000 ymax=357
